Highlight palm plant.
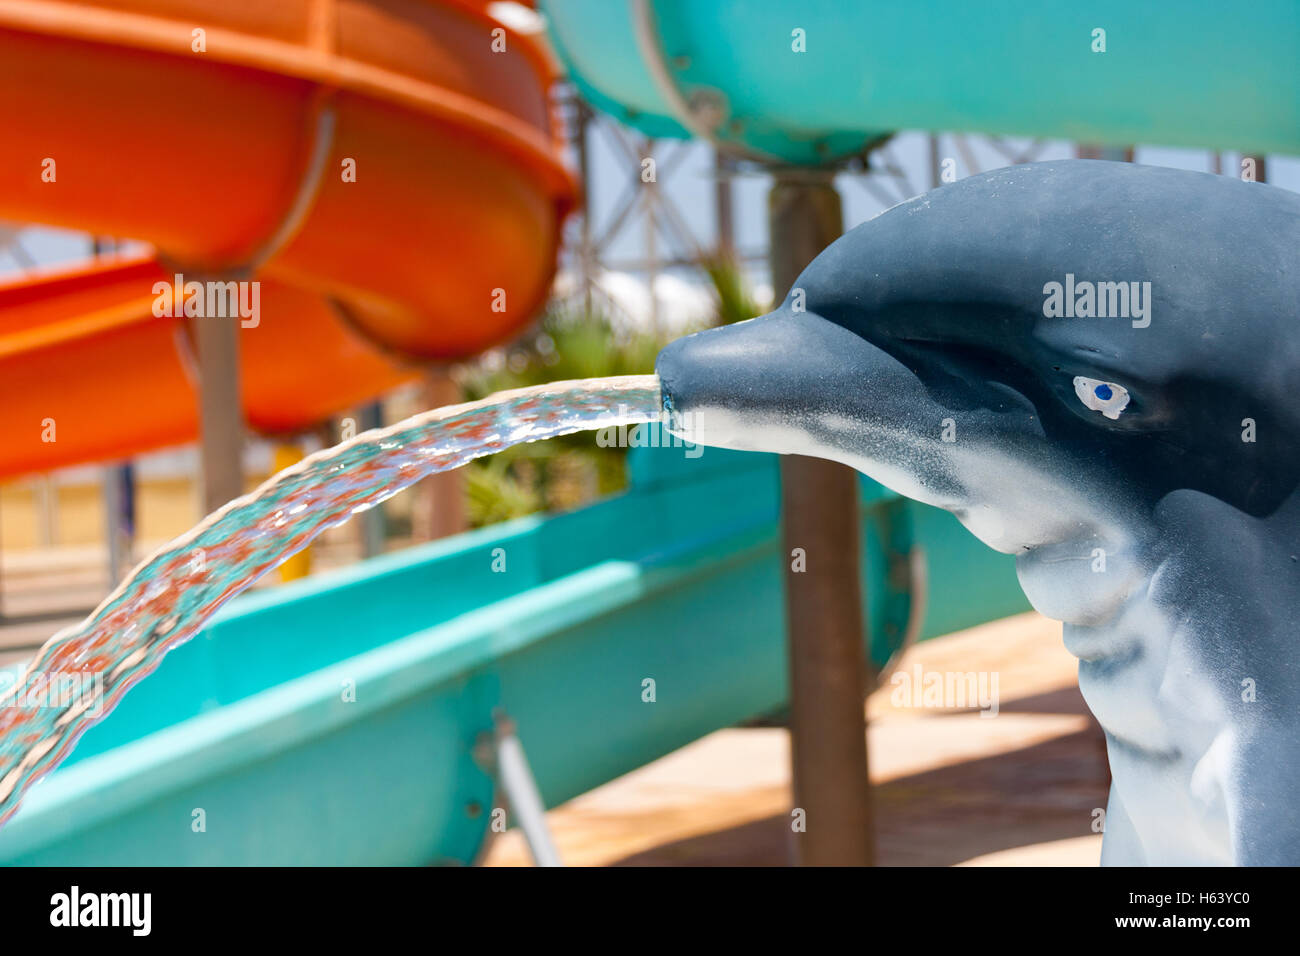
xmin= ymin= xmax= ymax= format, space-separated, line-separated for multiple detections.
xmin=460 ymin=258 xmax=763 ymax=527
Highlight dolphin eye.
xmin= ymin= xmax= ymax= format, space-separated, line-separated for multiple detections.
xmin=1072 ymin=376 xmax=1130 ymax=419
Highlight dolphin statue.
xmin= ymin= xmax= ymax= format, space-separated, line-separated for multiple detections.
xmin=657 ymin=160 xmax=1300 ymax=866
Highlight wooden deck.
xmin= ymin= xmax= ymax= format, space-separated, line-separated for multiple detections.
xmin=485 ymin=611 xmax=1108 ymax=866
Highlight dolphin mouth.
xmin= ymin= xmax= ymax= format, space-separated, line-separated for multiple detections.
xmin=656 ymin=307 xmax=930 ymax=457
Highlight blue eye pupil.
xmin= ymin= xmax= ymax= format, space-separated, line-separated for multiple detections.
xmin=1093 ymin=384 xmax=1114 ymax=401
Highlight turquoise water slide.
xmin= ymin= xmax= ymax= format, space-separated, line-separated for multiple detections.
xmin=0 ymin=437 xmax=1024 ymax=864
xmin=543 ymin=0 xmax=1299 ymax=163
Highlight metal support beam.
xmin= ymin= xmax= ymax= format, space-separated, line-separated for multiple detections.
xmin=35 ymin=476 xmax=57 ymax=548
xmin=102 ymin=463 xmax=135 ymax=586
xmin=1076 ymin=144 xmax=1134 ymax=163
xmin=494 ymin=712 xmax=562 ymax=867
xmin=575 ymin=99 xmax=594 ymax=316
xmin=714 ymin=149 xmax=735 ymax=259
xmin=195 ymin=313 xmax=245 ymax=515
xmin=358 ymin=401 xmax=387 ymax=558
xmin=413 ymin=368 xmax=466 ymax=541
xmin=643 ymin=148 xmax=661 ymax=337
xmin=769 ymin=170 xmax=874 ymax=866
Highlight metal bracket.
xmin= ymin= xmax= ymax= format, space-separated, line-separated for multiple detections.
xmin=628 ymin=0 xmax=773 ymax=162
xmin=488 ymin=709 xmax=563 ymax=867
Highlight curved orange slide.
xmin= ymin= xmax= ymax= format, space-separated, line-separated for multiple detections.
xmin=0 ymin=0 xmax=576 ymax=476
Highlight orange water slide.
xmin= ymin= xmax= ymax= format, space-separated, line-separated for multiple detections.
xmin=0 ymin=0 xmax=577 ymax=477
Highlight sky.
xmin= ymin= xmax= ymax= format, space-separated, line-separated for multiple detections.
xmin=561 ymin=127 xmax=1299 ymax=329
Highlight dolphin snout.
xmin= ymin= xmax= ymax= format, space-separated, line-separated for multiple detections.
xmin=656 ymin=307 xmax=931 ymax=459
xmin=657 ymin=312 xmax=801 ymax=425
xmin=658 ymin=309 xmax=831 ymax=452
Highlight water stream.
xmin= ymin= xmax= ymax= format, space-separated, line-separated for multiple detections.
xmin=0 ymin=374 xmax=663 ymax=827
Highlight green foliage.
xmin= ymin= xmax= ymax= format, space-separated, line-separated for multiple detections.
xmin=461 ymin=260 xmax=762 ymax=528
xmin=702 ymin=252 xmax=765 ymax=328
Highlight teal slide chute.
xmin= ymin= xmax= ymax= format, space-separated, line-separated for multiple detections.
xmin=544 ymin=0 xmax=1299 ymax=163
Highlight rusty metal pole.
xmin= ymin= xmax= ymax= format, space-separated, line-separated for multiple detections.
xmin=769 ymin=168 xmax=874 ymax=866
xmin=195 ymin=310 xmax=244 ymax=515
xmin=93 ymin=237 xmax=137 ymax=583
xmin=1076 ymin=144 xmax=1134 ymax=163
xmin=715 ymin=148 xmax=735 ymax=260
xmin=357 ymin=401 xmax=388 ymax=558
xmin=413 ymin=367 xmax=467 ymax=541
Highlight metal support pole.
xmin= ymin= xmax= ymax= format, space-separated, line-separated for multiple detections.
xmin=88 ymin=236 xmax=138 ymax=581
xmin=928 ymin=133 xmax=942 ymax=189
xmin=494 ymin=712 xmax=562 ymax=867
xmin=358 ymin=401 xmax=387 ymax=558
xmin=643 ymin=141 xmax=661 ymax=338
xmin=575 ymin=99 xmax=595 ymax=316
xmin=769 ymin=170 xmax=874 ymax=866
xmin=715 ymin=148 xmax=735 ymax=259
xmin=413 ymin=368 xmax=466 ymax=541
xmin=102 ymin=463 xmax=135 ymax=586
xmin=195 ymin=312 xmax=244 ymax=515
xmin=1076 ymin=144 xmax=1133 ymax=163
xmin=36 ymin=476 xmax=57 ymax=548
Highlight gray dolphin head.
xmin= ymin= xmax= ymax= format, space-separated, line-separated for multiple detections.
xmin=658 ymin=161 xmax=1300 ymax=865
